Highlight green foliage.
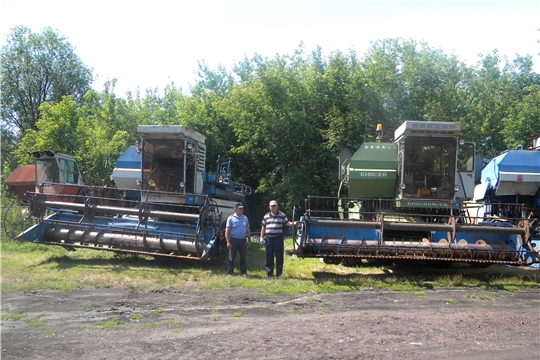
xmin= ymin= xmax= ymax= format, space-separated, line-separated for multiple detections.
xmin=1 ymin=26 xmax=92 ymax=172
xmin=501 ymin=84 xmax=540 ymax=149
xmin=2 ymin=35 xmax=538 ymax=213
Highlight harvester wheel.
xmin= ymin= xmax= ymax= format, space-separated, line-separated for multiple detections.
xmin=470 ymin=263 xmax=492 ymax=269
xmin=341 ymin=258 xmax=361 ymax=267
xmin=323 ymin=257 xmax=341 ymax=265
xmin=2 ymin=197 xmax=34 ymax=240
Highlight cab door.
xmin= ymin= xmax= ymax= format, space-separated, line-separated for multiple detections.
xmin=455 ymin=142 xmax=475 ymax=200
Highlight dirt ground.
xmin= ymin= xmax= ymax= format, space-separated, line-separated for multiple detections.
xmin=1 ymin=286 xmax=539 ymax=360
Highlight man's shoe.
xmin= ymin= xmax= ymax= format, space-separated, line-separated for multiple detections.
xmin=241 ymin=273 xmax=247 ymax=277
xmin=227 ymin=273 xmax=232 ymax=277
xmin=264 ymin=275 xmax=270 ymax=278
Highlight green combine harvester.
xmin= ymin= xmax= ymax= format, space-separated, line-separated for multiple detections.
xmin=294 ymin=121 xmax=539 ymax=267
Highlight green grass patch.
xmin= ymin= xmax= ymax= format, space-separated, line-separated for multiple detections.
xmin=142 ymin=322 xmax=160 ymax=328
xmin=93 ymin=315 xmax=122 ymax=329
xmin=464 ymin=292 xmax=501 ymax=301
xmin=444 ymin=298 xmax=456 ymax=304
xmin=44 ymin=330 xmax=58 ymax=335
xmin=27 ymin=315 xmax=44 ymax=327
xmin=154 ymin=307 xmax=164 ymax=314
xmin=1 ymin=237 xmax=538 ymax=295
xmin=1 ymin=310 xmax=25 ymax=321
xmin=232 ymin=311 xmax=243 ymax=317
xmin=131 ymin=314 xmax=143 ymax=320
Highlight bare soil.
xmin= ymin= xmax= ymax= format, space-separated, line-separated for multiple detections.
xmin=1 ymin=286 xmax=539 ymax=360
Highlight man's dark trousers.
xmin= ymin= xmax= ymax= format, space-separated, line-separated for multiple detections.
xmin=265 ymin=234 xmax=284 ymax=277
xmin=228 ymin=237 xmax=247 ymax=275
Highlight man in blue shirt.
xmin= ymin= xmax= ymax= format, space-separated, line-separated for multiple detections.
xmin=260 ymin=200 xmax=295 ymax=278
xmin=225 ymin=202 xmax=252 ymax=276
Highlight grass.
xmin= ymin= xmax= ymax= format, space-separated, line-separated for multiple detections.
xmin=142 ymin=322 xmax=160 ymax=328
xmin=1 ymin=237 xmax=539 ymax=294
xmin=93 ymin=315 xmax=122 ymax=329
xmin=464 ymin=292 xmax=501 ymax=301
xmin=27 ymin=315 xmax=44 ymax=327
xmin=1 ymin=310 xmax=25 ymax=321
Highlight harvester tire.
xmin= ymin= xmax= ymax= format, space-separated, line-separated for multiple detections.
xmin=470 ymin=263 xmax=492 ymax=269
xmin=341 ymin=259 xmax=361 ymax=267
xmin=323 ymin=257 xmax=342 ymax=265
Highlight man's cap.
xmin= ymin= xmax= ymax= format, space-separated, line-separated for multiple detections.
xmin=233 ymin=202 xmax=244 ymax=208
xmin=269 ymin=200 xmax=278 ymax=206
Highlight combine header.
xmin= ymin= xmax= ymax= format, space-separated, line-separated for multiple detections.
xmin=294 ymin=121 xmax=539 ymax=267
xmin=15 ymin=125 xmax=251 ymax=261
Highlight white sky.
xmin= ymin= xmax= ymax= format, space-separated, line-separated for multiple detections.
xmin=1 ymin=1 xmax=539 ymax=96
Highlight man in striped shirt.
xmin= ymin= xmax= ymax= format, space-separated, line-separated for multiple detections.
xmin=260 ymin=200 xmax=295 ymax=278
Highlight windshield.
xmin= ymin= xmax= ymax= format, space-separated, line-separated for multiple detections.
xmin=402 ymin=137 xmax=456 ymax=199
xmin=35 ymin=159 xmax=60 ymax=184
xmin=142 ymin=139 xmax=195 ymax=193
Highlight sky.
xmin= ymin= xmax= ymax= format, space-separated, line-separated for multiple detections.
xmin=1 ymin=1 xmax=539 ymax=96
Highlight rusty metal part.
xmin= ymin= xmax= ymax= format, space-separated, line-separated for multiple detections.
xmin=38 ymin=241 xmax=223 ymax=260
xmin=298 ymin=253 xmax=525 ymax=266
xmin=44 ymin=225 xmax=202 ymax=256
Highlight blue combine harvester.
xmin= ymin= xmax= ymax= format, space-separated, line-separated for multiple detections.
xmin=293 ymin=121 xmax=539 ymax=267
xmin=16 ymin=125 xmax=251 ymax=261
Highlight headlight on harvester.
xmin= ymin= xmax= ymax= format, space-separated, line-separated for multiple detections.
xmin=454 ymin=185 xmax=460 ymax=192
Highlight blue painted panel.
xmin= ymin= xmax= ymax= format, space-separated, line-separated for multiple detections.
xmin=115 ymin=146 xmax=141 ymax=169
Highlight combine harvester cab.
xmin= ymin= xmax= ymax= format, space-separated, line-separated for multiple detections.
xmin=17 ymin=125 xmax=251 ymax=261
xmin=5 ymin=151 xmax=85 ymax=203
xmin=4 ymin=151 xmax=86 ymax=238
xmin=294 ymin=121 xmax=540 ymax=267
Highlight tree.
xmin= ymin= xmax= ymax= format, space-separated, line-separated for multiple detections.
xmin=15 ymin=89 xmax=137 ymax=186
xmin=501 ymin=84 xmax=540 ymax=149
xmin=1 ymin=26 xmax=93 ymax=169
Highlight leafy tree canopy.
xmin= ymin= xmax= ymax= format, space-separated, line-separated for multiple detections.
xmin=3 ymin=32 xmax=539 ymax=216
